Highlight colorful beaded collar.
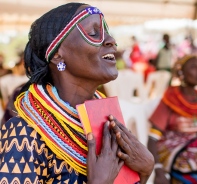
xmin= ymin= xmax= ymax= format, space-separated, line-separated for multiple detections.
xmin=14 ymin=83 xmax=105 ymax=175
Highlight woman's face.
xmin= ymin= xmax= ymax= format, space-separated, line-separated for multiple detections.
xmin=182 ymin=57 xmax=197 ymax=86
xmin=58 ymin=5 xmax=118 ymax=85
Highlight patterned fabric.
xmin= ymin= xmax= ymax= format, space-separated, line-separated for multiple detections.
xmin=0 ymin=117 xmax=87 ymax=183
xmin=149 ymin=127 xmax=163 ymax=141
xmin=14 ymin=84 xmax=104 ymax=175
xmin=157 ymin=131 xmax=197 ymax=172
xmin=149 ymin=86 xmax=197 ymax=183
xmin=157 ymin=131 xmax=197 ymax=184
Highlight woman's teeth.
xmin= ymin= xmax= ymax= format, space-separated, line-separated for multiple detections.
xmin=102 ymin=54 xmax=115 ymax=60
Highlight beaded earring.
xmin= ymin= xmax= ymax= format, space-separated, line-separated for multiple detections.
xmin=178 ymin=70 xmax=187 ymax=87
xmin=57 ymin=61 xmax=66 ymax=71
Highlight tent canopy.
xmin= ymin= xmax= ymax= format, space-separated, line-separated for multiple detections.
xmin=0 ymin=0 xmax=196 ymax=32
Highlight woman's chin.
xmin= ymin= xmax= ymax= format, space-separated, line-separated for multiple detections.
xmin=104 ymin=71 xmax=118 ymax=83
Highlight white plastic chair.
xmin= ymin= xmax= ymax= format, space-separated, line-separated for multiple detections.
xmin=145 ymin=70 xmax=171 ymax=99
xmin=119 ymin=97 xmax=160 ymax=146
xmin=103 ymin=69 xmax=146 ymax=103
xmin=119 ymin=98 xmax=160 ymax=184
xmin=119 ymin=99 xmax=148 ymax=145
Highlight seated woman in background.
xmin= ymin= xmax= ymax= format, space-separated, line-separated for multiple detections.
xmin=148 ymin=54 xmax=197 ymax=184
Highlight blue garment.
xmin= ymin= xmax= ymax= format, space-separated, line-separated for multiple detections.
xmin=0 ymin=117 xmax=87 ymax=184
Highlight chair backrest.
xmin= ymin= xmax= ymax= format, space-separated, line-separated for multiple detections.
xmin=103 ymin=69 xmax=146 ymax=103
xmin=145 ymin=70 xmax=171 ymax=99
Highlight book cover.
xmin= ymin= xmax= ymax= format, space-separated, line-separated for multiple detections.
xmin=76 ymin=96 xmax=140 ymax=184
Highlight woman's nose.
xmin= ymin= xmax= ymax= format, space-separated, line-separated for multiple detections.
xmin=103 ymin=33 xmax=117 ymax=48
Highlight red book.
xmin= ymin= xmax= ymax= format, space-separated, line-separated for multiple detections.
xmin=76 ymin=96 xmax=140 ymax=184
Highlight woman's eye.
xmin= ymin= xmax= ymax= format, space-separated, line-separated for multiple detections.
xmin=89 ymin=31 xmax=97 ymax=37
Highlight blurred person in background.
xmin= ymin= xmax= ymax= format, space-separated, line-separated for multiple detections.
xmin=155 ymin=34 xmax=173 ymax=72
xmin=0 ymin=53 xmax=12 ymax=77
xmin=147 ymin=54 xmax=197 ymax=184
xmin=1 ymin=83 xmax=24 ymax=125
xmin=0 ymin=51 xmax=28 ymax=110
xmin=0 ymin=53 xmax=12 ymax=114
xmin=129 ymin=36 xmax=148 ymax=73
xmin=127 ymin=36 xmax=156 ymax=81
xmin=177 ymin=36 xmax=197 ymax=59
xmin=0 ymin=3 xmax=154 ymax=184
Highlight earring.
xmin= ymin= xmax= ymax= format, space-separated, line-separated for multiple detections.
xmin=179 ymin=75 xmax=187 ymax=87
xmin=57 ymin=61 xmax=66 ymax=71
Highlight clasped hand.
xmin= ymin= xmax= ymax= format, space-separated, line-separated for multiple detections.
xmin=86 ymin=115 xmax=154 ymax=184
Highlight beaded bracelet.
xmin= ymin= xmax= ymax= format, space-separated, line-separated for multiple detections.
xmin=154 ymin=163 xmax=163 ymax=170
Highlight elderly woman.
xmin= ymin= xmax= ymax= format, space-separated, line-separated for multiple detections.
xmin=0 ymin=3 xmax=154 ymax=184
xmin=148 ymin=54 xmax=197 ymax=184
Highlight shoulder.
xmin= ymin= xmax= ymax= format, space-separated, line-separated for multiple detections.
xmin=1 ymin=116 xmax=34 ymax=133
xmin=1 ymin=116 xmax=47 ymax=161
xmin=164 ymin=86 xmax=177 ymax=96
xmin=1 ymin=116 xmax=45 ymax=146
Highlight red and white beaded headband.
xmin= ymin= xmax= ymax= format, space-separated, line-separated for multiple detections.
xmin=45 ymin=7 xmax=106 ymax=62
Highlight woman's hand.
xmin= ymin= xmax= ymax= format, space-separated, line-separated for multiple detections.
xmin=109 ymin=115 xmax=154 ymax=184
xmin=176 ymin=116 xmax=197 ymax=133
xmin=87 ymin=121 xmax=124 ymax=184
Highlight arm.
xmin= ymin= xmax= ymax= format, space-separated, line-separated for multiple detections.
xmin=147 ymin=99 xmax=171 ymax=184
xmin=109 ymin=115 xmax=154 ymax=184
xmin=147 ymin=134 xmax=170 ymax=184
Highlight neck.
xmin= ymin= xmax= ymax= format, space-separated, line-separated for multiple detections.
xmin=164 ymin=44 xmax=169 ymax=49
xmin=180 ymin=85 xmax=197 ymax=102
xmin=57 ymin=84 xmax=97 ymax=108
xmin=53 ymin=75 xmax=99 ymax=108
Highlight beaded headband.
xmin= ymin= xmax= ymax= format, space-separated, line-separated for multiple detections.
xmin=179 ymin=54 xmax=197 ymax=66
xmin=45 ymin=7 xmax=107 ymax=62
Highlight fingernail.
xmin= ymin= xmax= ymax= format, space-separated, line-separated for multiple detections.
xmin=106 ymin=121 xmax=110 ymax=126
xmin=111 ymin=121 xmax=115 ymax=127
xmin=116 ymin=132 xmax=121 ymax=138
xmin=87 ymin=133 xmax=93 ymax=140
xmin=118 ymin=151 xmax=122 ymax=157
xmin=109 ymin=115 xmax=113 ymax=120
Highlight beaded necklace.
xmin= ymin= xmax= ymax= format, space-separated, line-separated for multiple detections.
xmin=14 ymin=83 xmax=104 ymax=175
xmin=162 ymin=86 xmax=197 ymax=126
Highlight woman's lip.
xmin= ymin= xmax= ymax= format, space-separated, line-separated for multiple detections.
xmin=102 ymin=58 xmax=116 ymax=64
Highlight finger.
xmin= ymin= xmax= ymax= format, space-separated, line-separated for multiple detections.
xmin=102 ymin=121 xmax=111 ymax=151
xmin=110 ymin=129 xmax=118 ymax=151
xmin=109 ymin=115 xmax=131 ymax=137
xmin=110 ymin=120 xmax=122 ymax=134
xmin=114 ymin=120 xmax=130 ymax=136
xmin=109 ymin=115 xmax=125 ymax=129
xmin=108 ymin=114 xmax=114 ymax=121
xmin=118 ymin=128 xmax=138 ymax=145
xmin=87 ymin=133 xmax=96 ymax=163
xmin=117 ymin=160 xmax=124 ymax=171
xmin=111 ymin=119 xmax=138 ymax=144
xmin=117 ymin=150 xmax=130 ymax=162
xmin=116 ymin=132 xmax=131 ymax=153
xmin=110 ymin=120 xmax=130 ymax=144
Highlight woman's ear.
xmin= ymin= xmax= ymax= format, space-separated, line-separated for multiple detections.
xmin=50 ymin=53 xmax=62 ymax=64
